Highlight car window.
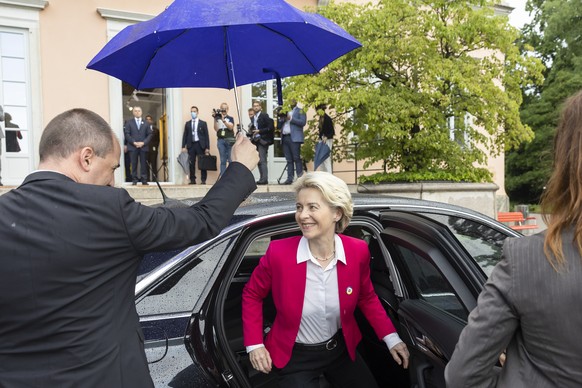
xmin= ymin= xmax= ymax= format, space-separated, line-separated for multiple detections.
xmin=420 ymin=213 xmax=509 ymax=277
xmin=136 ymin=237 xmax=234 ymax=316
xmin=392 ymin=242 xmax=467 ymax=320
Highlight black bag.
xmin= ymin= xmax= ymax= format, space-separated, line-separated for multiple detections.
xmin=198 ymin=154 xmax=217 ymax=171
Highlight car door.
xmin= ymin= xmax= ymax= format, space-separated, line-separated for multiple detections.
xmin=379 ymin=211 xmax=498 ymax=388
xmin=135 ymin=235 xmax=240 ymax=388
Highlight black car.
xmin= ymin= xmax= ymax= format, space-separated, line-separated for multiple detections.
xmin=136 ymin=193 xmax=520 ymax=387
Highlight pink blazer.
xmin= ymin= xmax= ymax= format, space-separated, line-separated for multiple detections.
xmin=242 ymin=234 xmax=397 ymax=368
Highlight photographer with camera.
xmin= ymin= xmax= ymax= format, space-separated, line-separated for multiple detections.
xmin=213 ymin=102 xmax=235 ymax=178
xmin=249 ymin=101 xmax=274 ymax=185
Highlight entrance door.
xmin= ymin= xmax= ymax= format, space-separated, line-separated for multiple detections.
xmin=122 ymin=83 xmax=169 ymax=183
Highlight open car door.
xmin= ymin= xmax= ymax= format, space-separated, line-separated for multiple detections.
xmin=378 ymin=211 xmax=485 ymax=388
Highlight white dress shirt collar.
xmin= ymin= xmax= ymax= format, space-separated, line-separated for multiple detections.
xmin=297 ymin=234 xmax=346 ymax=267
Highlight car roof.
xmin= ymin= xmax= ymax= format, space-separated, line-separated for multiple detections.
xmin=233 ymin=192 xmax=494 ymax=220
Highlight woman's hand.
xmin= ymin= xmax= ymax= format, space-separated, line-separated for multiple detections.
xmin=249 ymin=347 xmax=272 ymax=374
xmin=390 ymin=341 xmax=410 ymax=369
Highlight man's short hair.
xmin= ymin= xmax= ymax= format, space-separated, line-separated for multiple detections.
xmin=39 ymin=108 xmax=114 ymax=162
xmin=191 ymin=106 xmax=198 ymax=111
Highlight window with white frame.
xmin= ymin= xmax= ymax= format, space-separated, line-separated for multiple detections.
xmin=1 ymin=30 xmax=30 ymax=155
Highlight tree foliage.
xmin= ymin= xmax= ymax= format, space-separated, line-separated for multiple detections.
xmin=506 ymin=0 xmax=582 ymax=204
xmin=285 ymin=0 xmax=543 ymax=183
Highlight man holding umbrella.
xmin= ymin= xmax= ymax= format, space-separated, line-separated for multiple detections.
xmin=0 ymin=108 xmax=259 ymax=388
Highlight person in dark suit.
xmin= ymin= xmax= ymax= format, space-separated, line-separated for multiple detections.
xmin=242 ymin=172 xmax=409 ymax=387
xmin=181 ymin=106 xmax=210 ymax=185
xmin=4 ymin=112 xmax=22 ymax=153
xmin=445 ymin=89 xmax=582 ymax=387
xmin=124 ymin=106 xmax=153 ymax=185
xmin=145 ymin=114 xmax=160 ymax=181
xmin=250 ymin=100 xmax=274 ymax=185
xmin=0 ymin=108 xmax=259 ymax=388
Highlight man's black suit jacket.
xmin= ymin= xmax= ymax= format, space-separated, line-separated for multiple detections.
xmin=254 ymin=112 xmax=274 ymax=145
xmin=0 ymin=163 xmax=255 ymax=387
xmin=182 ymin=119 xmax=210 ymax=150
xmin=124 ymin=118 xmax=153 ymax=151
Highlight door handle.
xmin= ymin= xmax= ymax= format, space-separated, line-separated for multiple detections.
xmin=415 ymin=334 xmax=444 ymax=358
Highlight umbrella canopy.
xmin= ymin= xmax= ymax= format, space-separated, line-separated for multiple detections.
xmin=86 ymin=0 xmax=361 ymax=90
xmin=314 ymin=140 xmax=331 ymax=170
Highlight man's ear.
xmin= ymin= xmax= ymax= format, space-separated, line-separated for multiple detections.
xmin=79 ymin=147 xmax=95 ymax=172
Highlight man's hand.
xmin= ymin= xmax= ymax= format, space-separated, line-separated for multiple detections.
xmin=390 ymin=341 xmax=410 ymax=369
xmin=231 ymin=134 xmax=259 ymax=172
xmin=249 ymin=347 xmax=272 ymax=374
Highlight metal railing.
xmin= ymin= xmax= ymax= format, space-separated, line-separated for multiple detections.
xmin=320 ymin=140 xmax=386 ymax=185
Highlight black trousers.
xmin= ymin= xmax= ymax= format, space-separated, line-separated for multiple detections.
xmin=275 ymin=334 xmax=379 ymax=388
xmin=187 ymin=142 xmax=207 ymax=183
xmin=129 ymin=148 xmax=148 ymax=183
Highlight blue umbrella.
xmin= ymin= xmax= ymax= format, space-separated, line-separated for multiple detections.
xmin=87 ymin=0 xmax=361 ymax=97
xmin=314 ymin=141 xmax=331 ymax=170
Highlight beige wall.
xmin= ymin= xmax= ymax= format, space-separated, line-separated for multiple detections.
xmin=40 ymin=1 xmax=167 ymax=122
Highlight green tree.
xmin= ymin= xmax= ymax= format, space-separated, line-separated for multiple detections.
xmin=506 ymin=0 xmax=582 ymax=203
xmin=286 ymin=0 xmax=543 ymax=183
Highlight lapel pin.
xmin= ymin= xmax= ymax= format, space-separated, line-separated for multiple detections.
xmin=346 ymin=287 xmax=353 ymax=295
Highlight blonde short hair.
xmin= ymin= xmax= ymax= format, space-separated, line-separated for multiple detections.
xmin=294 ymin=172 xmax=353 ymax=232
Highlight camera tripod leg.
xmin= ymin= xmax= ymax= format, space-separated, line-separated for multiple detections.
xmin=277 ymin=163 xmax=288 ymax=184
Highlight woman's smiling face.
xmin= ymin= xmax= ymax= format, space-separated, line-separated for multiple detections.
xmin=295 ymin=187 xmax=340 ymax=241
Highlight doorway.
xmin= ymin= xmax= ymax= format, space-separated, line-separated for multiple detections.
xmin=122 ymin=83 xmax=169 ymax=182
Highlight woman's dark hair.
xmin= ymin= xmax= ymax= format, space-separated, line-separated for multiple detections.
xmin=541 ymin=90 xmax=582 ymax=269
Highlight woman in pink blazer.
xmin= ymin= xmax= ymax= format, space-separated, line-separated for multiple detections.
xmin=242 ymin=172 xmax=409 ymax=387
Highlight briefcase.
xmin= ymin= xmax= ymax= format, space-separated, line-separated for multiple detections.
xmin=198 ymin=154 xmax=217 ymax=171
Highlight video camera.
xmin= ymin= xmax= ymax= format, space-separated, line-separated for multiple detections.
xmin=246 ymin=123 xmax=262 ymax=144
xmin=212 ymin=108 xmax=226 ymax=119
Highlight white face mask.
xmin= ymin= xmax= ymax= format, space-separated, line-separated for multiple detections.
xmin=191 ymin=112 xmax=198 ymax=120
